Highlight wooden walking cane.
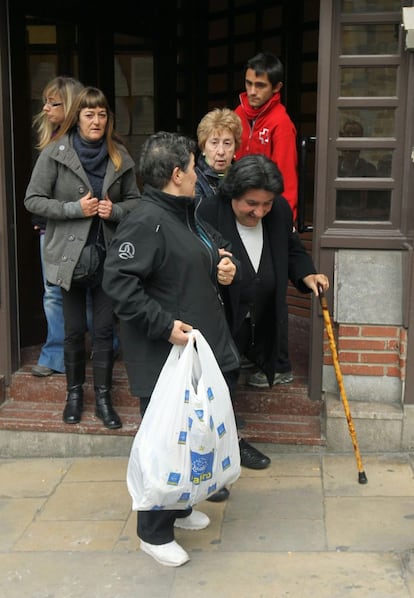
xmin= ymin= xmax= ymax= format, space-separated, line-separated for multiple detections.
xmin=318 ymin=284 xmax=368 ymax=484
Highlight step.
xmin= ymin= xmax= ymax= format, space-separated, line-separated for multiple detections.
xmin=0 ymin=366 xmax=324 ymax=448
xmin=325 ymin=393 xmax=403 ymax=452
xmin=0 ymin=315 xmax=326 ymax=456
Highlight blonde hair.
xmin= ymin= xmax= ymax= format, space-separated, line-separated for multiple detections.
xmin=197 ymin=108 xmax=242 ymax=152
xmin=33 ymin=76 xmax=84 ymax=150
xmin=55 ymin=86 xmax=125 ymax=171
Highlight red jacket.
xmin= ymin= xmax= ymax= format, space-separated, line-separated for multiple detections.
xmin=235 ymin=92 xmax=298 ymax=220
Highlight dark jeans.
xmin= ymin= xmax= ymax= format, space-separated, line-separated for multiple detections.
xmin=61 ymin=282 xmax=113 ymax=353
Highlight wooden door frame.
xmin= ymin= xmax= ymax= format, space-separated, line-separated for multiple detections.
xmin=0 ymin=0 xmax=19 ymax=387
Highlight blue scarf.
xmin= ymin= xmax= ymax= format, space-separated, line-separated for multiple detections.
xmin=72 ymin=130 xmax=109 ymax=247
xmin=72 ymin=130 xmax=108 ymax=199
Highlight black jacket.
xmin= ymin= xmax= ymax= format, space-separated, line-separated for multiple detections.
xmin=195 ymin=154 xmax=225 ymax=203
xmin=196 ymin=192 xmax=316 ymax=384
xmin=102 ymin=184 xmax=240 ymax=397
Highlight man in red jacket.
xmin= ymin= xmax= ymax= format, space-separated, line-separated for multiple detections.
xmin=235 ymin=52 xmax=298 ymax=220
xmin=235 ymin=51 xmax=298 ymax=388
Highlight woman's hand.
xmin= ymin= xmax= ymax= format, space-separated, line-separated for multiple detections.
xmin=98 ymin=194 xmax=113 ymax=220
xmin=80 ymin=191 xmax=99 ymax=217
xmin=303 ymin=273 xmax=329 ymax=296
xmin=168 ymin=320 xmax=193 ymax=345
xmin=217 ymin=249 xmax=236 ymax=286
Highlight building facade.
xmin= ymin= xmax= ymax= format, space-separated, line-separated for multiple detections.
xmin=0 ymin=0 xmax=413 ymax=450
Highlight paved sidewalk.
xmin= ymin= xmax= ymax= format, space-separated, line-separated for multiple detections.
xmin=2 ymin=447 xmax=414 ymax=597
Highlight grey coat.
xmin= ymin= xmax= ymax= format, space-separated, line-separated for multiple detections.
xmin=24 ymin=132 xmax=140 ymax=290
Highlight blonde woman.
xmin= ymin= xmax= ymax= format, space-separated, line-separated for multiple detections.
xmin=33 ymin=76 xmax=84 ymax=151
xmin=31 ymin=76 xmax=84 ymax=378
xmin=195 ymin=107 xmax=242 ymax=201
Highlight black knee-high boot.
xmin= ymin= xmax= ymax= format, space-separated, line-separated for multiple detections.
xmin=92 ymin=349 xmax=122 ymax=429
xmin=63 ymin=350 xmax=86 ymax=424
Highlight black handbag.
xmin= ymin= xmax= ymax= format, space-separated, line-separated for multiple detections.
xmin=72 ymin=243 xmax=102 ymax=286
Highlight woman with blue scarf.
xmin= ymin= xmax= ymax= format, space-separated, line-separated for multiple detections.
xmin=24 ymin=87 xmax=140 ymax=429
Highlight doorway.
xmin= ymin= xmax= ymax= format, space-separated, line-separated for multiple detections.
xmin=10 ymin=1 xmax=321 ymax=402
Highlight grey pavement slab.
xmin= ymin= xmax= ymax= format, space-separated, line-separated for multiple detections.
xmin=1 ymin=450 xmax=414 ymax=597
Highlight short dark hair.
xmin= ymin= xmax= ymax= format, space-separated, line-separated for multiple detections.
xmin=217 ymin=154 xmax=284 ymax=201
xmin=139 ymin=131 xmax=197 ymax=189
xmin=246 ymin=52 xmax=284 ymax=87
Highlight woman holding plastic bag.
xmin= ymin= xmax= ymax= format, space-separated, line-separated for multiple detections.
xmin=103 ymin=132 xmax=241 ymax=567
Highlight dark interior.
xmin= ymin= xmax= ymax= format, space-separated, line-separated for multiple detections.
xmin=9 ymin=1 xmax=319 ymax=348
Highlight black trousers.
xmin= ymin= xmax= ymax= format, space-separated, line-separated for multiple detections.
xmin=275 ymin=303 xmax=292 ymax=373
xmin=137 ymin=506 xmax=192 ymax=545
xmin=61 ymin=282 xmax=113 ymax=353
xmin=235 ymin=313 xmax=291 ymax=374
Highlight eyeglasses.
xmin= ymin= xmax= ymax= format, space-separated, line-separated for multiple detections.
xmin=43 ymin=100 xmax=63 ymax=108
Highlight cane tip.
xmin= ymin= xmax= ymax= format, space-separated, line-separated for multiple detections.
xmin=358 ymin=471 xmax=368 ymax=484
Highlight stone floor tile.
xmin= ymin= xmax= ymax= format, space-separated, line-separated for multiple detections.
xmin=322 ymin=454 xmax=414 ymax=496
xmin=171 ymin=552 xmax=409 ymax=598
xmin=173 ymin=500 xmax=226 ymax=551
xmin=326 ymin=496 xmax=414 ymax=551
xmin=260 ymin=453 xmax=322 ymax=477
xmin=12 ymin=520 xmax=125 ymax=551
xmin=0 ymin=552 xmax=175 ymax=598
xmin=113 ymin=509 xmax=138 ymax=553
xmin=37 ymin=481 xmax=131 ymax=521
xmin=0 ymin=458 xmax=72 ymax=497
xmin=220 ymin=515 xmax=326 ymax=552
xmin=64 ymin=457 xmax=128 ymax=482
xmin=228 ymin=477 xmax=324 ymax=519
xmin=0 ymin=550 xmax=410 ymax=598
xmin=0 ymin=498 xmax=44 ymax=551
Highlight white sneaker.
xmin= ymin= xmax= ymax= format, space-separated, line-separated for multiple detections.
xmin=140 ymin=539 xmax=189 ymax=567
xmin=174 ymin=510 xmax=210 ymax=531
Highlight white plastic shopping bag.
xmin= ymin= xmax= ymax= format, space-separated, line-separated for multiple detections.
xmin=126 ymin=329 xmax=241 ymax=510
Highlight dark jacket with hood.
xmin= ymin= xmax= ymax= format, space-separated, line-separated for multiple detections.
xmin=102 ymin=184 xmax=240 ymax=397
xmin=197 ymin=191 xmax=316 ymax=385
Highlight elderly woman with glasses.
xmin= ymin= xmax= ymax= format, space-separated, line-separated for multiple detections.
xmin=195 ymin=107 xmax=242 ymax=203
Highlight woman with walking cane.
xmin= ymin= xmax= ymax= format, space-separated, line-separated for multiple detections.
xmin=197 ymin=153 xmax=330 ymax=427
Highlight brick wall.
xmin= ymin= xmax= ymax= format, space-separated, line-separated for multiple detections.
xmin=323 ymin=324 xmax=407 ymax=381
